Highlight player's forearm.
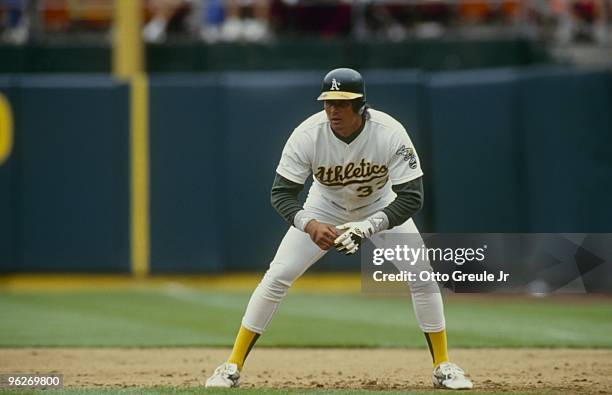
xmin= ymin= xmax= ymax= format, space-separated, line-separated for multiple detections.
xmin=270 ymin=173 xmax=304 ymax=226
xmin=382 ymin=177 xmax=424 ymax=229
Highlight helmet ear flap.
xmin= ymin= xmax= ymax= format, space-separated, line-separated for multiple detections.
xmin=352 ymin=98 xmax=366 ymax=114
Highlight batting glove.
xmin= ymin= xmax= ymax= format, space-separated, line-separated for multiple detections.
xmin=334 ymin=212 xmax=390 ymax=255
xmin=333 ymin=220 xmax=375 ymax=255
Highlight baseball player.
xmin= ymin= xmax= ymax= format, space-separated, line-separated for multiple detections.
xmin=205 ymin=68 xmax=473 ymax=390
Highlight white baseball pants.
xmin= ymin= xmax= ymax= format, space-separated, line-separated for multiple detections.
xmin=241 ymin=217 xmax=445 ymax=334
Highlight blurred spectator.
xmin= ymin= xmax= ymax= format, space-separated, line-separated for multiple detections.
xmin=458 ymin=0 xmax=492 ymax=25
xmin=357 ymin=1 xmax=450 ymax=40
xmin=457 ymin=0 xmax=525 ymax=32
xmin=273 ymin=0 xmax=351 ymax=39
xmin=409 ymin=1 xmax=451 ymax=39
xmin=33 ymin=0 xmax=114 ymax=37
xmin=361 ymin=3 xmax=410 ymax=41
xmin=143 ymin=0 xmax=194 ymax=43
xmin=70 ymin=0 xmax=113 ymax=32
xmin=0 ymin=0 xmax=30 ymax=43
xmin=571 ymin=0 xmax=607 ymax=43
xmin=143 ymin=0 xmax=272 ymax=43
xmin=199 ymin=0 xmax=224 ymax=42
xmin=1 ymin=0 xmax=608 ymax=46
xmin=550 ymin=0 xmax=608 ymax=44
xmin=213 ymin=0 xmax=271 ymax=43
xmin=498 ymin=0 xmax=521 ymax=24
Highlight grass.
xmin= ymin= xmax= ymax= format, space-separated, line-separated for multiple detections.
xmin=0 ymin=288 xmax=607 ymax=394
xmin=0 ymin=287 xmax=611 ymax=348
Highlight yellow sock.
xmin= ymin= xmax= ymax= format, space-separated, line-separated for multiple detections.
xmin=227 ymin=325 xmax=260 ymax=370
xmin=424 ymin=329 xmax=449 ymax=367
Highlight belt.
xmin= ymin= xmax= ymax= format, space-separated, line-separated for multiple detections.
xmin=328 ymin=196 xmax=382 ymax=212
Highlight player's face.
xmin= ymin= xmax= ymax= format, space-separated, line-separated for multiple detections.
xmin=324 ymin=100 xmax=362 ymax=136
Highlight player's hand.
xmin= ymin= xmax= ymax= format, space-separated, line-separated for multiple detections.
xmin=304 ymin=220 xmax=338 ymax=250
xmin=333 ymin=220 xmax=375 ymax=255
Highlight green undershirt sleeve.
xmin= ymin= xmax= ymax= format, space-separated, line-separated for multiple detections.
xmin=271 ymin=173 xmax=423 ymax=229
xmin=382 ymin=177 xmax=424 ymax=229
xmin=270 ymin=173 xmax=305 ymax=226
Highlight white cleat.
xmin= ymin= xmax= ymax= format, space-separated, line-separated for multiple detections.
xmin=432 ymin=361 xmax=473 ymax=390
xmin=205 ymin=362 xmax=240 ymax=388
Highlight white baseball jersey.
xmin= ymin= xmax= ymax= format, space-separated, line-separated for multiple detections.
xmin=276 ymin=109 xmax=423 ymax=213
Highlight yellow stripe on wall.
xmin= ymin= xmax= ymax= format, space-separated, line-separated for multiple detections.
xmin=112 ymin=0 xmax=143 ymax=80
xmin=111 ymin=0 xmax=148 ymax=277
xmin=0 ymin=93 xmax=14 ymax=166
xmin=130 ymin=74 xmax=150 ymax=277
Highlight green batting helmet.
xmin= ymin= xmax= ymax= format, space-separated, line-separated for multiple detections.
xmin=317 ymin=68 xmax=367 ymax=113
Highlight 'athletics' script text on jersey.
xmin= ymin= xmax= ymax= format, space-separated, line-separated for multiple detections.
xmin=276 ymin=109 xmax=423 ymax=212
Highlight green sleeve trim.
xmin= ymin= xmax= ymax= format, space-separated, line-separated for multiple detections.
xmin=270 ymin=173 xmax=305 ymax=225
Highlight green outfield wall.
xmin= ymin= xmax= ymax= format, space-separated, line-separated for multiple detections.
xmin=0 ymin=67 xmax=610 ymax=273
xmin=0 ymin=77 xmax=16 ymax=272
xmin=518 ymin=68 xmax=612 ymax=232
xmin=427 ymin=69 xmax=523 ymax=232
xmin=0 ymin=76 xmax=130 ymax=273
xmin=148 ymin=75 xmax=224 ymax=273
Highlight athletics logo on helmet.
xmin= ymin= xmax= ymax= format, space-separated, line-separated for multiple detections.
xmin=330 ymin=78 xmax=341 ymax=91
xmin=317 ymin=68 xmax=366 ymax=102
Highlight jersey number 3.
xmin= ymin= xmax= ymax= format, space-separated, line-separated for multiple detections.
xmin=356 ymin=177 xmax=388 ymax=197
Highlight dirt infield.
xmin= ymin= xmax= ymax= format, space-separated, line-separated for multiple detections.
xmin=2 ymin=348 xmax=611 ymax=393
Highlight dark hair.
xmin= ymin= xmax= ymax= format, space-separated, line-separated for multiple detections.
xmin=351 ymin=98 xmax=368 ymax=115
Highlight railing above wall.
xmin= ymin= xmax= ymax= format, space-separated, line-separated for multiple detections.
xmin=0 ymin=38 xmax=551 ymax=73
